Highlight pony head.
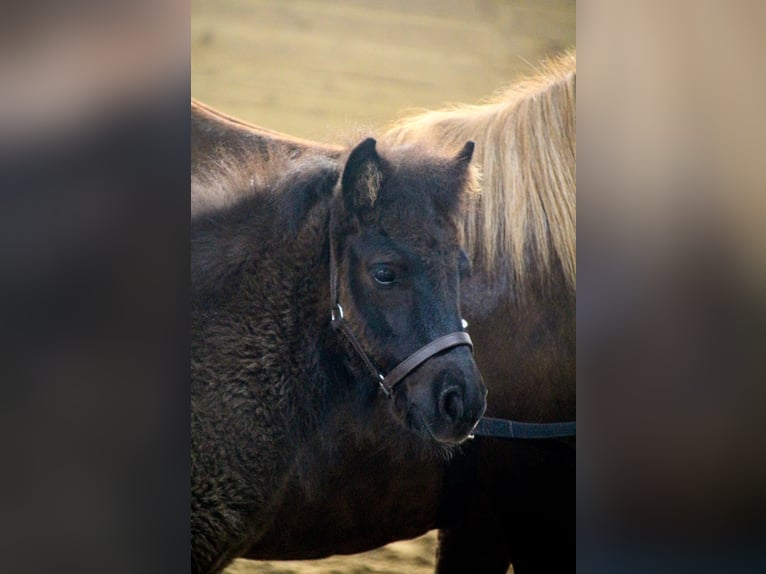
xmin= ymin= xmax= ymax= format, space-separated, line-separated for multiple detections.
xmin=331 ymin=137 xmax=486 ymax=445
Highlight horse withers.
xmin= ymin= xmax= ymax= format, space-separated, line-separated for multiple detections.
xmin=191 ymin=137 xmax=486 ymax=573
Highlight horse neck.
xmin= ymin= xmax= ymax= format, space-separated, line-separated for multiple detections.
xmin=282 ymin=204 xmax=359 ymax=397
xmin=463 ymin=262 xmax=576 ymax=423
xmin=279 ymin=205 xmax=332 ymax=335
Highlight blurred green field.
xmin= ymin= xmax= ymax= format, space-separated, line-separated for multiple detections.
xmin=192 ymin=1 xmax=573 ymax=572
xmin=192 ymin=0 xmax=575 ymax=141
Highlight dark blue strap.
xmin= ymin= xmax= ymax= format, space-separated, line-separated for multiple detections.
xmin=472 ymin=417 xmax=576 ymax=439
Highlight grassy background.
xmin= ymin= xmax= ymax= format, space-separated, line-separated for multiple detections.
xmin=192 ymin=1 xmax=574 ymax=572
xmin=192 ymin=0 xmax=575 ymax=141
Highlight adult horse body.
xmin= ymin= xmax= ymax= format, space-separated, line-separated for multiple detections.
xmin=192 ymin=136 xmax=487 ymax=573
xmin=192 ymin=51 xmax=575 ymax=573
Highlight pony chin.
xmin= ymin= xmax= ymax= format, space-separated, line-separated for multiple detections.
xmin=389 ymin=351 xmax=487 ymax=450
xmin=384 ymin=393 xmax=461 ymax=460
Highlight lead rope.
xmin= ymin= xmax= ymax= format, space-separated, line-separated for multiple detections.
xmin=470 ymin=418 xmax=576 ymax=439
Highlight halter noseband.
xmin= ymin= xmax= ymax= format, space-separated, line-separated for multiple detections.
xmin=328 ymin=214 xmax=473 ymax=398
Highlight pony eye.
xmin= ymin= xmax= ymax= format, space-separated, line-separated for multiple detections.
xmin=373 ymin=267 xmax=397 ymax=285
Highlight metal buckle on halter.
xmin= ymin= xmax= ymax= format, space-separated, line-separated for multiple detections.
xmin=377 ymin=374 xmax=391 ymax=398
xmin=330 ymin=303 xmax=344 ymax=322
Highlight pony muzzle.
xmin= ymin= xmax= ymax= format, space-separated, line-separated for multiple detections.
xmin=402 ymin=345 xmax=487 ymax=445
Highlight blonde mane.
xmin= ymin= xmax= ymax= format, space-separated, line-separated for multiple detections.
xmin=384 ymin=50 xmax=576 ymax=292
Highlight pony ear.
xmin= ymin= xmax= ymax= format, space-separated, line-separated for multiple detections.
xmin=454 ymin=141 xmax=475 ymax=168
xmin=341 ymin=138 xmax=383 ymax=214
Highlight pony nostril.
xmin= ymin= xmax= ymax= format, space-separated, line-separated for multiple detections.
xmin=439 ymin=387 xmax=464 ymax=422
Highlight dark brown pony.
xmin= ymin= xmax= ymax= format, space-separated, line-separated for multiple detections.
xmin=191 ymin=50 xmax=575 ymax=573
xmin=192 ymin=134 xmax=487 ymax=573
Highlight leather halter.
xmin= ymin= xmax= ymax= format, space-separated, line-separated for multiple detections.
xmin=328 ymin=214 xmax=473 ymax=397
